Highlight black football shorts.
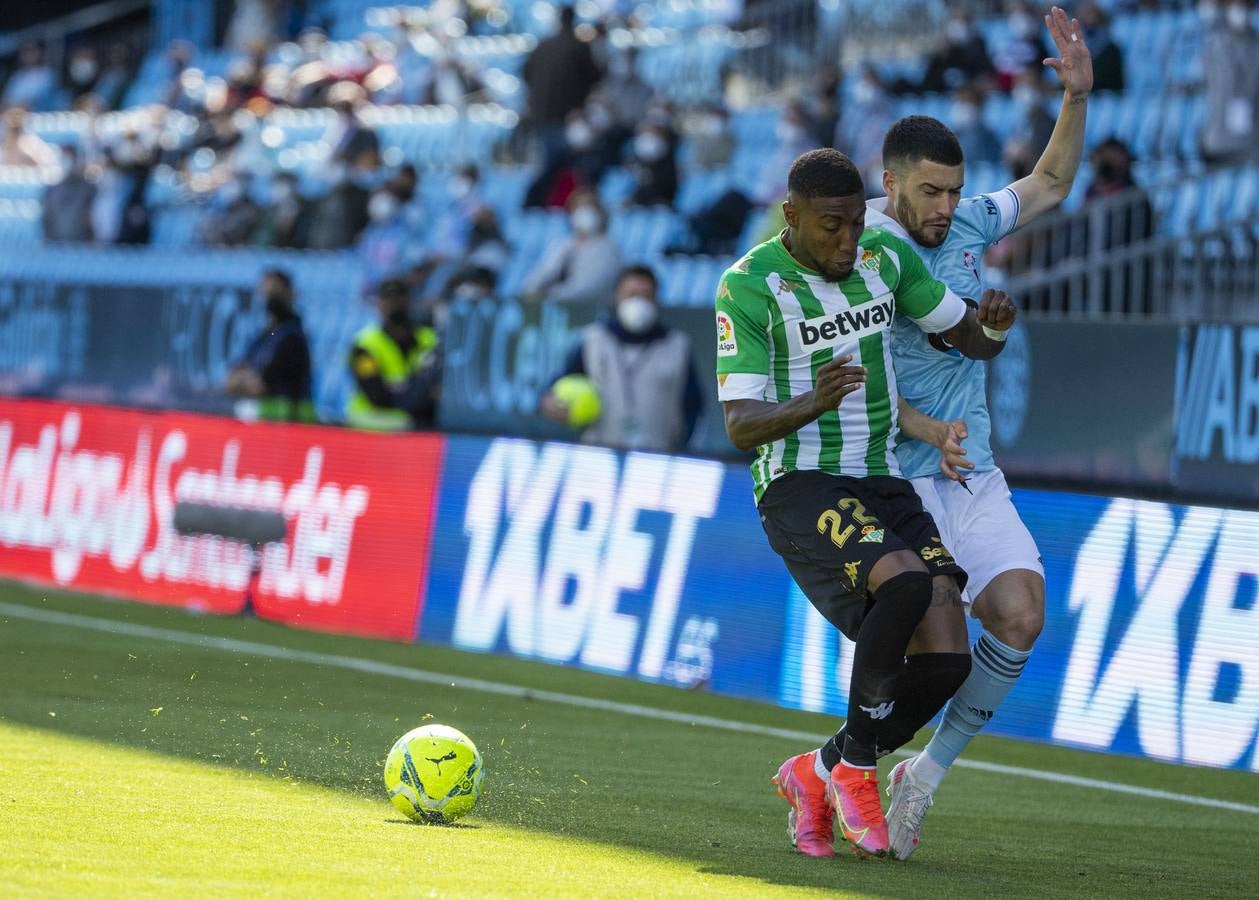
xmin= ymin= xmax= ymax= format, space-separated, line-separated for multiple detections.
xmin=758 ymin=470 xmax=967 ymax=641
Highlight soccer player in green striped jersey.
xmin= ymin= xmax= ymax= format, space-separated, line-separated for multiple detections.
xmin=717 ymin=149 xmax=1016 ymax=858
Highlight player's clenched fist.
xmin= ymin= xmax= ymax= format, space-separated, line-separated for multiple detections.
xmin=977 ymin=288 xmax=1017 ymax=334
xmin=811 ymin=354 xmax=866 ymax=413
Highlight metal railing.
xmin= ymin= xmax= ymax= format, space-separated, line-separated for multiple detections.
xmin=1003 ymin=184 xmax=1259 ymax=322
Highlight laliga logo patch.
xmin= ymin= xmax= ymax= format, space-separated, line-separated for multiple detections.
xmin=716 ymin=311 xmax=738 ymax=357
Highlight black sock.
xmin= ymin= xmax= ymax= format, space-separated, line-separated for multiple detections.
xmin=820 ymin=654 xmax=971 ymax=772
xmin=841 ymin=571 xmax=933 ymax=766
xmin=879 ymin=653 xmax=972 ymax=752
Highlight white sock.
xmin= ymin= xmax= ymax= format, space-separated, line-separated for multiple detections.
xmin=910 ymin=751 xmax=947 ymax=793
xmin=813 ymin=749 xmax=831 ymax=781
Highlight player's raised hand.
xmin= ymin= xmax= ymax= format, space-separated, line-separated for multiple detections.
xmin=939 ymin=419 xmax=974 ymax=482
xmin=1042 ymin=5 xmax=1093 ymax=99
xmin=812 ymin=354 xmax=866 ymax=412
xmin=977 ymin=289 xmax=1017 ymax=334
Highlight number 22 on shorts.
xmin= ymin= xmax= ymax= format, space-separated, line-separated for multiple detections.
xmin=816 ymin=497 xmax=877 ymax=548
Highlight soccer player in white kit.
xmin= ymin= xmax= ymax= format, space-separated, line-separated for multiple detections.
xmin=866 ymin=6 xmax=1094 ymax=859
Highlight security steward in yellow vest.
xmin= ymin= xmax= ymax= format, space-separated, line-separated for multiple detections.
xmin=346 ymin=278 xmax=439 ymax=431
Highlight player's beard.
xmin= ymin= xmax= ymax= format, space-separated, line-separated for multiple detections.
xmin=896 ymin=193 xmax=949 ymax=249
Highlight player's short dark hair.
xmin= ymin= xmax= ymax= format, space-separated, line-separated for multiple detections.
xmin=883 ymin=116 xmax=965 ymax=172
xmin=616 ymin=264 xmax=658 ymax=293
xmin=787 ymin=149 xmax=863 ymax=201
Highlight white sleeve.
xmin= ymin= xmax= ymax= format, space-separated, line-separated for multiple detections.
xmin=984 ymin=187 xmax=1021 ymax=241
xmin=717 ymin=372 xmax=770 ymax=402
xmin=908 ymin=286 xmax=968 ymax=334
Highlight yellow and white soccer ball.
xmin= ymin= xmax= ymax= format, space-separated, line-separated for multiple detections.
xmin=383 ymin=724 xmax=484 ymax=823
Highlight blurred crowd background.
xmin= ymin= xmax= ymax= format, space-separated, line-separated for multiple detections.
xmin=1 ymin=0 xmax=1257 ymax=447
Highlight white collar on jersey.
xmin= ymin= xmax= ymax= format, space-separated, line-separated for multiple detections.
xmin=863 ymin=197 xmax=914 ymax=244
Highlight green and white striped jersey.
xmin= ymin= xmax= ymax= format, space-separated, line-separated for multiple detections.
xmin=715 ymin=228 xmax=966 ymax=500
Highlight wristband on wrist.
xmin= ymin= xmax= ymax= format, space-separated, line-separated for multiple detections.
xmin=982 ymin=324 xmax=1009 ymax=342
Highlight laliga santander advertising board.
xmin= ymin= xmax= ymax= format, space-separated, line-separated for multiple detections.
xmin=0 ymin=399 xmax=442 ymax=640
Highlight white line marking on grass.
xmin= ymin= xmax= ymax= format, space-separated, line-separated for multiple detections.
xmin=5 ymin=601 xmax=1259 ymax=818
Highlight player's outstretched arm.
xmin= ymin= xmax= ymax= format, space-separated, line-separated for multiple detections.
xmin=938 ymin=289 xmax=1016 ymax=361
xmin=722 ymin=356 xmax=866 ymax=452
xmin=1008 ymin=5 xmax=1093 ymax=228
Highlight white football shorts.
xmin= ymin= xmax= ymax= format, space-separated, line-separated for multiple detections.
xmin=909 ymin=467 xmax=1044 ymax=604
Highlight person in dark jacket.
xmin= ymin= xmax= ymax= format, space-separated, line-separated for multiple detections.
xmin=522 ymin=5 xmax=602 ymax=169
xmin=226 ymin=269 xmax=315 ymax=422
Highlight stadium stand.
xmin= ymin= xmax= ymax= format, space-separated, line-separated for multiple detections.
xmin=2 ymin=0 xmax=1258 ymax=418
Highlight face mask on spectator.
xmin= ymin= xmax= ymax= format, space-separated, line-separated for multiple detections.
xmin=70 ymin=58 xmax=98 ymax=84
xmin=1227 ymin=3 xmax=1250 ymax=29
xmin=946 ymin=19 xmax=970 ymax=45
xmin=616 ymin=295 xmax=658 ymax=334
xmin=368 ymin=191 xmax=399 ymax=222
xmin=853 ymin=80 xmax=878 ymax=105
xmin=950 ymin=102 xmax=980 ymax=129
xmin=1008 ymin=12 xmax=1035 ymax=39
xmin=634 ymin=132 xmax=668 ymax=163
xmin=449 ymin=177 xmax=474 ymax=199
xmin=454 ymin=282 xmax=489 ymax=301
xmin=1199 ymin=1 xmax=1220 ymax=24
xmin=776 ymin=120 xmax=806 ymax=143
xmin=565 ymin=119 xmax=595 ymax=150
xmin=1013 ymin=85 xmax=1040 ymax=111
xmin=570 ymin=204 xmax=602 ymax=236
xmin=700 ymin=114 xmax=725 ymax=137
xmin=587 ymin=103 xmax=613 ymax=131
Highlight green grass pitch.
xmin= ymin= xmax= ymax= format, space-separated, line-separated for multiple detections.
xmin=2 ymin=582 xmax=1256 ymax=898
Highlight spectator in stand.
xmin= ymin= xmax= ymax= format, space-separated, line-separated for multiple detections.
xmin=522 ymin=5 xmax=602 ymax=169
xmin=1084 ymin=137 xmax=1155 ymax=240
xmin=346 ymin=278 xmax=441 ymax=431
xmin=627 ymin=122 xmax=678 ymax=207
xmin=42 ymin=145 xmax=96 ymax=243
xmin=755 ymin=101 xmax=815 ymax=205
xmin=687 ymin=104 xmax=735 ymax=170
xmin=418 ymin=51 xmax=485 ymax=107
xmin=358 ymin=181 xmax=414 ymax=296
xmin=1078 ymin=3 xmax=1125 ymax=93
xmin=992 ymin=2 xmax=1049 ymax=91
xmin=92 ymin=127 xmax=154 ymax=245
xmin=199 ymin=174 xmax=262 ymax=246
xmin=429 ymin=164 xmax=487 ymax=260
xmin=807 ymin=63 xmax=843 ymax=147
xmin=0 ymin=108 xmax=58 ymax=168
xmin=949 ymin=84 xmax=1002 ymax=167
xmin=65 ymin=47 xmax=100 ymax=103
xmin=540 ymin=264 xmax=702 ymax=453
xmin=1200 ymin=0 xmax=1259 ymax=164
xmin=251 ymin=171 xmax=307 ymax=247
xmin=600 ymin=47 xmax=653 ymax=139
xmin=920 ymin=12 xmax=995 ymax=93
xmin=2 ymin=43 xmax=58 ymax=111
xmin=305 ymin=162 xmax=370 ymax=249
xmin=1004 ymin=67 xmax=1056 ymax=179
xmin=326 ymin=97 xmax=381 ymax=172
xmin=522 ymin=190 xmax=621 ymax=305
xmin=91 ymin=44 xmax=134 ymax=110
xmin=224 ymin=0 xmax=285 ymax=53
xmin=839 ymin=71 xmax=893 ymax=192
xmin=226 ymin=269 xmax=315 ymax=423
